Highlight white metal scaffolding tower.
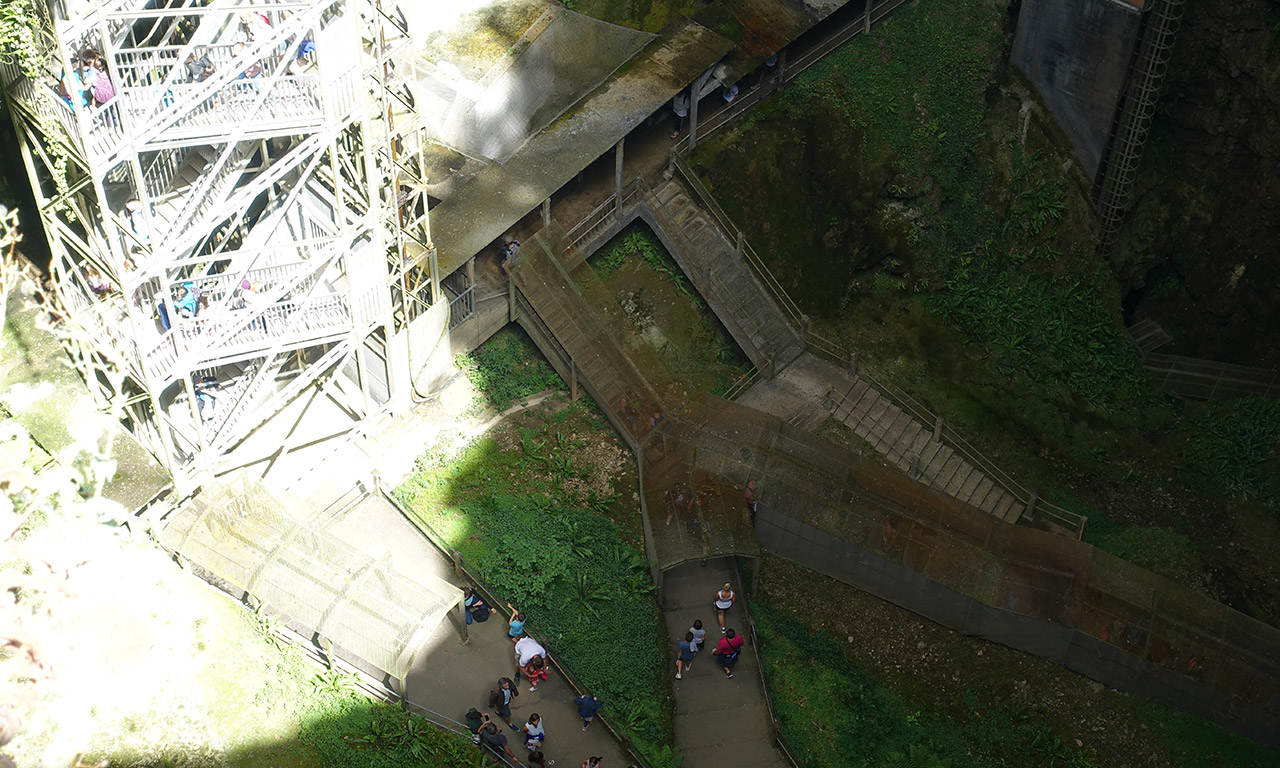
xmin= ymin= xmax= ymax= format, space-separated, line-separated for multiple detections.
xmin=2 ymin=0 xmax=441 ymax=492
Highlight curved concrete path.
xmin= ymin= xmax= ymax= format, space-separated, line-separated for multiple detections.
xmin=325 ymin=494 xmax=632 ymax=768
xmin=661 ymin=559 xmax=787 ymax=768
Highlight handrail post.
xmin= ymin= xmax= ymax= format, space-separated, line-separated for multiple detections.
xmin=932 ymin=416 xmax=943 ymax=442
xmin=850 ymin=351 xmax=858 ymax=375
xmin=1026 ymin=492 xmax=1039 ymax=520
xmin=865 ymin=0 xmax=874 ymax=34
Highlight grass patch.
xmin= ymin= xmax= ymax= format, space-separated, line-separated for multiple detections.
xmin=754 ymin=601 xmax=1101 ymax=768
xmin=392 ymin=400 xmax=675 ymax=767
xmin=587 ymin=225 xmax=751 ymax=398
xmin=1179 ymin=396 xmax=1280 ymax=504
xmin=455 ymin=326 xmax=564 ymax=411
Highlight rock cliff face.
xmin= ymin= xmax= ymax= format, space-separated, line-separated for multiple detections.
xmin=1114 ymin=0 xmax=1280 ymax=366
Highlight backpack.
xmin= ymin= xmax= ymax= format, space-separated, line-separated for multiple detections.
xmin=472 ymin=603 xmax=490 ymax=622
xmin=487 ymin=688 xmax=500 ymax=709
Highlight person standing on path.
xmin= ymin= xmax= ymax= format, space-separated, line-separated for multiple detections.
xmin=689 ymin=619 xmax=706 ymax=652
xmin=714 ymin=583 xmax=735 ymax=633
xmin=488 ymin=677 xmax=519 ymax=730
xmin=582 ymin=757 xmax=603 ymax=768
xmin=480 ymin=722 xmax=520 ymax=762
xmin=521 ymin=712 xmax=546 ymax=750
xmin=507 ymin=604 xmax=528 ymax=639
xmin=744 ymin=480 xmax=759 ymax=522
xmin=713 ymin=628 xmax=745 ymax=678
xmin=574 ymin=693 xmax=601 ymax=731
xmin=675 ymin=631 xmax=697 ymax=679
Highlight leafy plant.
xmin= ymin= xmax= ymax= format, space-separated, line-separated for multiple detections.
xmin=455 ymin=327 xmax=564 ymax=410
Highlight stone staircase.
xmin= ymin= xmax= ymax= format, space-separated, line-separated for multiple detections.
xmin=642 ymin=179 xmax=805 ymax=375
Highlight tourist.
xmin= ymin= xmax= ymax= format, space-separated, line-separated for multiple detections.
xmin=194 ymin=375 xmax=219 ymax=423
xmin=581 ymin=757 xmax=603 ymax=768
xmin=239 ymin=11 xmax=273 ymax=42
xmin=515 ymin=634 xmax=545 ymax=667
xmin=480 ymin=722 xmax=519 ymax=762
xmin=574 ymin=693 xmax=601 ymax=731
xmin=185 ymin=51 xmax=216 ymax=83
xmin=82 ymin=61 xmax=115 ymax=108
xmin=675 ymin=630 xmax=696 ymax=680
xmin=689 ymin=619 xmax=706 ymax=652
xmin=714 ymin=582 xmax=735 ymax=632
xmin=528 ymin=749 xmax=556 ymax=767
xmin=669 ymin=91 xmax=689 ymax=139
xmin=123 ymin=199 xmax=150 ymax=246
xmin=722 ymin=82 xmax=740 ymax=103
xmin=500 ymin=235 xmax=521 ymax=265
xmin=713 ymin=628 xmax=744 ymax=679
xmin=522 ymin=652 xmax=550 ymax=691
xmin=464 ymin=707 xmax=489 ymax=744
xmin=463 ymin=587 xmax=489 ymax=625
xmin=487 ymin=677 xmax=519 ymax=730
xmin=520 ymin=712 xmax=546 ymax=750
xmin=744 ymin=480 xmax=758 ymax=521
xmin=233 ymin=43 xmax=262 ymax=79
xmin=507 ymin=603 xmax=527 ymax=639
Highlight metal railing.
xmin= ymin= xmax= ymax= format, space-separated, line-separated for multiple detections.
xmin=668 ymin=157 xmax=1086 ymax=537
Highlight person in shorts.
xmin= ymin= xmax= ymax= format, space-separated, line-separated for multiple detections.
xmin=714 ymin=629 xmax=745 ymax=679
xmin=675 ymin=631 xmax=697 ymax=679
xmin=487 ymin=677 xmax=519 ymax=729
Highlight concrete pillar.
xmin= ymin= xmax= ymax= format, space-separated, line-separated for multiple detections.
xmin=865 ymin=0 xmax=874 ymax=34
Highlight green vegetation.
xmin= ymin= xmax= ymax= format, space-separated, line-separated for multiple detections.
xmin=455 ymin=326 xmax=564 ymax=411
xmin=754 ymin=601 xmax=1099 ymax=768
xmin=755 ymin=558 xmax=1280 ymax=768
xmin=588 ymin=226 xmax=750 ymax=397
xmin=393 ymin=398 xmax=675 ymax=766
xmin=1179 ymin=396 xmax=1280 ymax=502
xmin=688 ymin=0 xmax=1280 ymax=620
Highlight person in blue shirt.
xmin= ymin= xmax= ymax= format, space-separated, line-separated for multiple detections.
xmin=506 ymin=604 xmax=526 ymax=639
xmin=574 ymin=693 xmax=601 ymax=731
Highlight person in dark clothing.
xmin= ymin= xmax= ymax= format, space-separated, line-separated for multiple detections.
xmin=480 ymin=722 xmax=519 ymax=762
xmin=574 ymin=693 xmax=602 ymax=731
xmin=488 ymin=677 xmax=519 ymax=729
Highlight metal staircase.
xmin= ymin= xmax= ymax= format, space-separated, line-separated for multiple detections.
xmin=4 ymin=0 xmax=433 ymax=492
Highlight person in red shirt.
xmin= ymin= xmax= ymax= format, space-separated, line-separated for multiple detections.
xmin=713 ymin=628 xmax=745 ymax=679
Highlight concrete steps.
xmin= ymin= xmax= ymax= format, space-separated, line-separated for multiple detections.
xmin=824 ymin=374 xmax=1024 ymax=524
xmin=644 ymin=179 xmax=805 ymax=376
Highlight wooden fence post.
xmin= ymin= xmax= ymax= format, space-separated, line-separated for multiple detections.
xmin=451 ymin=549 xmax=463 ymax=578
xmin=865 ymin=0 xmax=874 ymax=34
xmin=1026 ymin=492 xmax=1039 ymax=520
xmin=932 ymin=416 xmax=944 ymax=442
xmin=850 ymin=351 xmax=858 ymax=375
xmin=570 ymin=360 xmax=579 ymax=402
xmin=736 ymin=229 xmax=745 ymax=259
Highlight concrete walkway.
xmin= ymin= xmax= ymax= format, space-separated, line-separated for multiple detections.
xmin=325 ymin=493 xmax=632 ymax=768
xmin=662 ymin=560 xmax=787 ymax=768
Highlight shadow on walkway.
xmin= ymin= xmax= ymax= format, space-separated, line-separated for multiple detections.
xmin=661 ymin=559 xmax=787 ymax=768
xmin=325 ymin=495 xmax=631 ymax=768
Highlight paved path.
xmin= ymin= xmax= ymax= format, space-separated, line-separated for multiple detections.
xmin=326 ymin=494 xmax=632 ymax=768
xmin=662 ymin=560 xmax=787 ymax=768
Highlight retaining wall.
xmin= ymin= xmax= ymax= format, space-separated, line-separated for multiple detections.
xmin=1012 ymin=0 xmax=1144 ymax=179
